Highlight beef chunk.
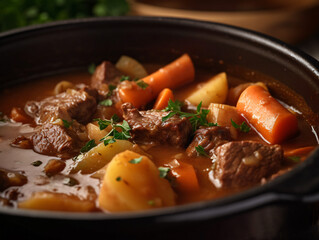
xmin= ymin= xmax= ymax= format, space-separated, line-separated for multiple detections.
xmin=186 ymin=126 xmax=232 ymax=157
xmin=31 ymin=123 xmax=87 ymax=159
xmin=91 ymin=61 xmax=122 ymax=95
xmin=25 ymin=89 xmax=97 ymax=124
xmin=122 ymin=103 xmax=192 ymax=147
xmin=211 ymin=141 xmax=283 ymax=188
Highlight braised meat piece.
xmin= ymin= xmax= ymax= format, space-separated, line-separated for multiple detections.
xmin=211 ymin=141 xmax=283 ymax=188
xmin=25 ymin=89 xmax=97 ymax=125
xmin=122 ymin=103 xmax=192 ymax=147
xmin=31 ymin=123 xmax=87 ymax=159
xmin=186 ymin=126 xmax=232 ymax=157
xmin=91 ymin=61 xmax=122 ymax=95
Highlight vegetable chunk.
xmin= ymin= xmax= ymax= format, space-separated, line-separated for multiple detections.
xmin=18 ymin=192 xmax=96 ymax=212
xmin=72 ymin=140 xmax=135 ymax=174
xmin=236 ymin=85 xmax=298 ymax=144
xmin=99 ymin=150 xmax=176 ymax=212
xmin=186 ymin=72 xmax=228 ymax=107
xmin=118 ymin=54 xmax=195 ymax=108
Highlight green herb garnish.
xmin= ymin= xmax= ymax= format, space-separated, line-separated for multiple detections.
xmin=136 ymin=80 xmax=149 ymax=89
xmin=129 ymin=156 xmax=142 ymax=164
xmin=287 ymin=156 xmax=301 ymax=163
xmin=195 ymin=145 xmax=209 ymax=157
xmin=95 ymin=114 xmax=131 ymax=146
xmin=148 ymin=200 xmax=155 ymax=206
xmin=116 ymin=176 xmax=122 ymax=182
xmin=88 ymin=63 xmax=96 ymax=75
xmin=231 ymin=119 xmax=251 ymax=133
xmin=62 ymin=119 xmax=73 ymax=128
xmin=120 ymin=75 xmax=130 ymax=82
xmin=162 ymin=100 xmax=217 ymax=131
xmin=158 ymin=167 xmax=170 ymax=178
xmin=80 ymin=139 xmax=97 ymax=153
xmin=99 ymin=99 xmax=113 ymax=106
xmin=106 ymin=84 xmax=117 ymax=97
xmin=31 ymin=160 xmax=42 ymax=167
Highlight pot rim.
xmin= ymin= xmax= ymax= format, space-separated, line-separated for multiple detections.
xmin=0 ymin=16 xmax=318 ymax=222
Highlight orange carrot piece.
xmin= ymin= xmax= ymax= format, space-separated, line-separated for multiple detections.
xmin=153 ymin=88 xmax=174 ymax=110
xmin=236 ymin=85 xmax=298 ymax=144
xmin=118 ymin=54 xmax=195 ymax=108
xmin=170 ymin=161 xmax=199 ymax=193
xmin=10 ymin=107 xmax=32 ymax=124
xmin=284 ymin=146 xmax=316 ymax=161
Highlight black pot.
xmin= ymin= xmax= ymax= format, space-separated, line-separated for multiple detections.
xmin=0 ymin=17 xmax=319 ymax=240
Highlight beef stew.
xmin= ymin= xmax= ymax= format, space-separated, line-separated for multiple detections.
xmin=0 ymin=54 xmax=318 ymax=213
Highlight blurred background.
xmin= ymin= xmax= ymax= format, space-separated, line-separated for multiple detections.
xmin=1 ymin=0 xmax=319 ymax=59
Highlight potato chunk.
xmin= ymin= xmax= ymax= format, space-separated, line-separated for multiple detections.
xmin=99 ymin=150 xmax=176 ymax=212
xmin=18 ymin=192 xmax=96 ymax=212
xmin=186 ymin=72 xmax=228 ymax=107
xmin=72 ymin=140 xmax=135 ymax=174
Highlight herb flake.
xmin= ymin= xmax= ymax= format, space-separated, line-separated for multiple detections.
xmin=195 ymin=145 xmax=209 ymax=157
xmin=62 ymin=119 xmax=73 ymax=129
xmin=162 ymin=100 xmax=217 ymax=131
xmin=288 ymin=156 xmax=301 ymax=163
xmin=95 ymin=115 xmax=131 ymax=146
xmin=80 ymin=139 xmax=97 ymax=153
xmin=129 ymin=156 xmax=143 ymax=164
xmin=88 ymin=63 xmax=96 ymax=75
xmin=231 ymin=119 xmax=251 ymax=133
xmin=158 ymin=167 xmax=170 ymax=178
xmin=136 ymin=80 xmax=149 ymax=89
xmin=99 ymin=99 xmax=113 ymax=107
xmin=116 ymin=176 xmax=122 ymax=182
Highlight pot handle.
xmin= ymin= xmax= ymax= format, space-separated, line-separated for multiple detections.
xmin=270 ymin=147 xmax=319 ymax=203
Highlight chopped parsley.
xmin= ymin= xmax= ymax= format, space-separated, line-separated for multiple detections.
xmin=95 ymin=114 xmax=131 ymax=146
xmin=148 ymin=200 xmax=155 ymax=206
xmin=120 ymin=75 xmax=131 ymax=82
xmin=116 ymin=176 xmax=122 ymax=182
xmin=62 ymin=119 xmax=73 ymax=129
xmin=31 ymin=160 xmax=42 ymax=167
xmin=287 ymin=156 xmax=301 ymax=163
xmin=231 ymin=119 xmax=251 ymax=133
xmin=80 ymin=139 xmax=97 ymax=153
xmin=88 ymin=63 xmax=96 ymax=75
xmin=162 ymin=100 xmax=217 ymax=131
xmin=129 ymin=156 xmax=143 ymax=164
xmin=106 ymin=84 xmax=117 ymax=97
xmin=99 ymin=99 xmax=113 ymax=107
xmin=195 ymin=145 xmax=209 ymax=157
xmin=136 ymin=80 xmax=149 ymax=89
xmin=158 ymin=167 xmax=170 ymax=178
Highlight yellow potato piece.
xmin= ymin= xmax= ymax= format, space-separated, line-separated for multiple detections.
xmin=18 ymin=192 xmax=96 ymax=212
xmin=72 ymin=140 xmax=135 ymax=174
xmin=207 ymin=103 xmax=244 ymax=127
xmin=99 ymin=150 xmax=176 ymax=212
xmin=186 ymin=72 xmax=228 ymax=107
xmin=115 ymin=55 xmax=148 ymax=79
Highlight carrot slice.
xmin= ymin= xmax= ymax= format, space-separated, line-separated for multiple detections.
xmin=118 ymin=54 xmax=194 ymax=108
xmin=236 ymin=85 xmax=298 ymax=144
xmin=284 ymin=146 xmax=316 ymax=161
xmin=169 ymin=161 xmax=199 ymax=193
xmin=153 ymin=88 xmax=174 ymax=110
